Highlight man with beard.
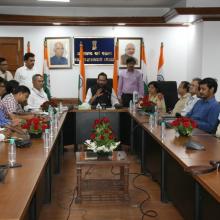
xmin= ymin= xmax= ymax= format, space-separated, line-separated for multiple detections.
xmin=85 ymin=72 xmax=119 ymax=108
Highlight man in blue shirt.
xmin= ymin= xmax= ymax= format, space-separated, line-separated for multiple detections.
xmin=187 ymin=78 xmax=220 ymax=133
xmin=0 ymin=109 xmax=10 ymax=126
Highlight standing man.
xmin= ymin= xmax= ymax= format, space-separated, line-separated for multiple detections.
xmin=0 ymin=58 xmax=13 ymax=81
xmin=14 ymin=52 xmax=37 ymax=90
xmin=118 ymin=57 xmax=144 ymax=107
xmin=27 ymin=74 xmax=48 ymax=110
xmin=187 ymin=78 xmax=220 ymax=133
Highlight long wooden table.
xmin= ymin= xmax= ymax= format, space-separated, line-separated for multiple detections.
xmin=0 ymin=112 xmax=66 ymax=220
xmin=1 ymin=108 xmax=220 ymax=220
xmin=129 ymin=110 xmax=220 ymax=220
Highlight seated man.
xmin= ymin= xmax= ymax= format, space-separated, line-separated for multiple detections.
xmin=0 ymin=77 xmax=6 ymax=98
xmin=0 ymin=85 xmax=33 ymax=120
xmin=181 ymin=78 xmax=201 ymax=116
xmin=27 ymin=74 xmax=48 ymax=110
xmin=187 ymin=78 xmax=220 ymax=133
xmin=172 ymin=81 xmax=190 ymax=116
xmin=85 ymin=72 xmax=119 ymax=108
xmin=0 ymin=109 xmax=10 ymax=126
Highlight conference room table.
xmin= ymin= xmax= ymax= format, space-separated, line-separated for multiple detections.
xmin=129 ymin=110 xmax=220 ymax=220
xmin=0 ymin=112 xmax=66 ymax=220
xmin=1 ymin=108 xmax=220 ymax=220
xmin=63 ymin=108 xmax=220 ymax=220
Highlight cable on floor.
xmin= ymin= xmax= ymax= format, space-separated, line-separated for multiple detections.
xmin=111 ymin=167 xmax=158 ymax=219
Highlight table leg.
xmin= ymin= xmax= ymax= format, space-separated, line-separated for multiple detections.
xmin=124 ymin=165 xmax=129 ymax=200
xmin=75 ymin=165 xmax=82 ymax=203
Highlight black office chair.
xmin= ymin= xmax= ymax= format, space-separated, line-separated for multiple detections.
xmin=157 ymin=81 xmax=178 ymax=113
xmin=86 ymin=78 xmax=113 ymax=92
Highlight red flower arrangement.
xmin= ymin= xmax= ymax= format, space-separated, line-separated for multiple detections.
xmin=139 ymin=96 xmax=156 ymax=113
xmin=21 ymin=117 xmax=49 ymax=135
xmin=171 ymin=117 xmax=197 ymax=136
xmin=84 ymin=117 xmax=120 ymax=154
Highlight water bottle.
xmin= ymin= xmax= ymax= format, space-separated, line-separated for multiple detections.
xmin=154 ymin=111 xmax=158 ymax=127
xmin=149 ymin=114 xmax=154 ymax=131
xmin=133 ymin=91 xmax=139 ymax=104
xmin=59 ymin=102 xmax=63 ymax=113
xmin=54 ymin=113 xmax=58 ymax=132
xmin=129 ymin=100 xmax=133 ymax=112
xmin=43 ymin=129 xmax=50 ymax=148
xmin=8 ymin=138 xmax=16 ymax=166
xmin=161 ymin=121 xmax=165 ymax=141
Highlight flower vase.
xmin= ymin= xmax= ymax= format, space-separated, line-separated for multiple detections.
xmin=96 ymin=151 xmax=112 ymax=160
xmin=176 ymin=129 xmax=192 ymax=137
xmin=29 ymin=132 xmax=42 ymax=139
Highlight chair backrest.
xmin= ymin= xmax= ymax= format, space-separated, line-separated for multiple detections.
xmin=157 ymin=81 xmax=178 ymax=112
xmin=86 ymin=78 xmax=113 ymax=92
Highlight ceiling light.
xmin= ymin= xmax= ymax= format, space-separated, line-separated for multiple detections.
xmin=38 ymin=0 xmax=70 ymax=2
xmin=53 ymin=22 xmax=62 ymax=25
xmin=118 ymin=23 xmax=126 ymax=26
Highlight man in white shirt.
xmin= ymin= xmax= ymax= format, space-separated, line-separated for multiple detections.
xmin=27 ymin=74 xmax=48 ymax=110
xmin=14 ymin=53 xmax=37 ymax=90
xmin=85 ymin=72 xmax=119 ymax=108
xmin=181 ymin=78 xmax=201 ymax=116
xmin=0 ymin=57 xmax=13 ymax=81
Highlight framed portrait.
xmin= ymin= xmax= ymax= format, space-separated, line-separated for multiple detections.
xmin=117 ymin=37 xmax=142 ymax=69
xmin=45 ymin=37 xmax=72 ymax=69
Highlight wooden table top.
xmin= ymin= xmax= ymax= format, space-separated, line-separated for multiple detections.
xmin=76 ymin=151 xmax=130 ymax=165
xmin=71 ymin=108 xmax=128 ymax=113
xmin=130 ymin=111 xmax=220 ymax=203
xmin=0 ymin=112 xmax=67 ymax=220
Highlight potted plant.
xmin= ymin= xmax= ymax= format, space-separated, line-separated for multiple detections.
xmin=41 ymin=100 xmax=57 ymax=113
xmin=139 ymin=96 xmax=156 ymax=113
xmin=170 ymin=117 xmax=197 ymax=137
xmin=21 ymin=117 xmax=49 ymax=138
xmin=84 ymin=117 xmax=120 ymax=159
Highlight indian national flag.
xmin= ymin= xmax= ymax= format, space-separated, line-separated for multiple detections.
xmin=78 ymin=42 xmax=86 ymax=103
xmin=43 ymin=40 xmax=51 ymax=99
xmin=141 ymin=42 xmax=148 ymax=94
xmin=113 ymin=42 xmax=118 ymax=95
xmin=157 ymin=42 xmax=165 ymax=81
xmin=27 ymin=41 xmax=31 ymax=53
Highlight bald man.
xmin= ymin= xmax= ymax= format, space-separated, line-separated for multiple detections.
xmin=121 ymin=43 xmax=137 ymax=65
xmin=50 ymin=42 xmax=68 ymax=65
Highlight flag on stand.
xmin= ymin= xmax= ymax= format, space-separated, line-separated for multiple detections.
xmin=43 ymin=40 xmax=51 ymax=100
xmin=27 ymin=41 xmax=31 ymax=53
xmin=113 ymin=42 xmax=118 ymax=95
xmin=157 ymin=42 xmax=165 ymax=81
xmin=141 ymin=42 xmax=148 ymax=95
xmin=78 ymin=42 xmax=86 ymax=104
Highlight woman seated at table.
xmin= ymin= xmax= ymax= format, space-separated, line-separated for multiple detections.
xmin=146 ymin=81 xmax=166 ymax=113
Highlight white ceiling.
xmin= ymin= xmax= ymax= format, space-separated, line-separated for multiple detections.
xmin=0 ymin=0 xmax=185 ymax=7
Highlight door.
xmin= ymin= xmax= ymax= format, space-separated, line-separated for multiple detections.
xmin=0 ymin=37 xmax=24 ymax=75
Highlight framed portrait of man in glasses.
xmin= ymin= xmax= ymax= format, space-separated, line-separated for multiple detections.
xmin=46 ymin=37 xmax=72 ymax=69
